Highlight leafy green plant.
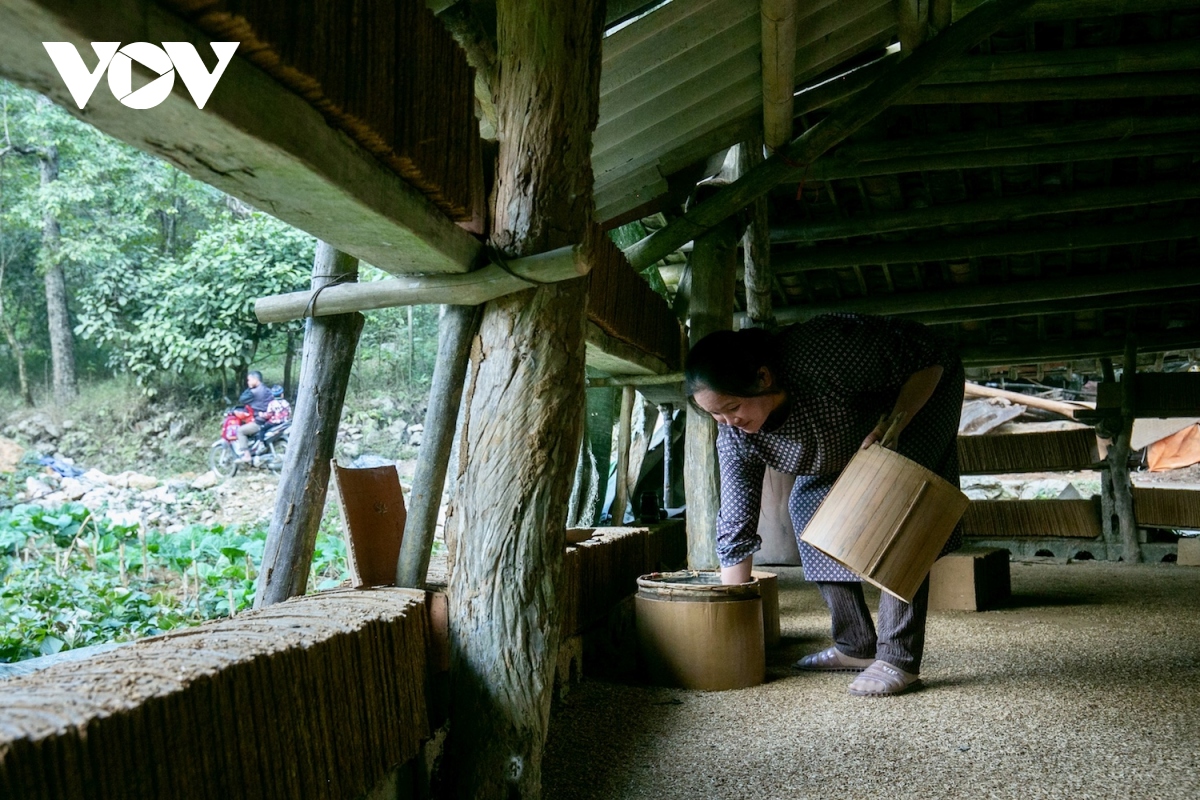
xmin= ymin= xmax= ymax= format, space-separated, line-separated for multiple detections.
xmin=0 ymin=502 xmax=349 ymax=663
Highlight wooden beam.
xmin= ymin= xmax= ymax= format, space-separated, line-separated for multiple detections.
xmin=257 ymin=244 xmax=363 ymax=607
xmin=588 ymin=372 xmax=685 ymax=388
xmin=761 ymin=0 xmax=798 ymax=150
xmin=395 ymin=305 xmax=481 ymax=590
xmin=792 ymin=47 xmax=902 ymax=117
xmin=623 ymin=0 xmax=1038 ymax=271
xmin=955 ymin=0 xmax=1200 ymax=22
xmin=902 ymin=72 xmax=1200 ymax=104
xmin=815 ymin=113 xmax=1200 ymax=166
xmin=929 ymin=40 xmax=1200 ymax=84
xmin=803 ymin=131 xmax=1200 ymax=181
xmin=254 ymin=244 xmax=587 ymax=323
xmin=773 ymin=218 xmax=1198 ymax=273
xmin=899 ymin=287 xmax=1200 ymax=326
xmin=964 ymin=382 xmax=1089 ymax=418
xmin=684 ymin=219 xmax=740 ymax=571
xmin=763 ymin=266 xmax=1200 ymax=324
xmin=772 ymin=179 xmax=1200 ymax=243
xmin=584 ymin=321 xmax=672 ymax=376
xmin=959 ymin=329 xmax=1200 ymax=367
xmin=0 ymin=0 xmax=480 ymax=277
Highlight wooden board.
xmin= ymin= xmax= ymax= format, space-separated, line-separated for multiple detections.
xmin=332 ymin=462 xmax=407 ymax=588
xmin=958 ymin=428 xmax=1100 ymax=474
xmin=0 ymin=589 xmax=430 ymax=800
xmin=1133 ymin=486 xmax=1200 ymax=529
xmin=963 ymin=499 xmax=1102 ymax=538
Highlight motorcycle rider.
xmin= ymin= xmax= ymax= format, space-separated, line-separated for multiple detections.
xmin=236 ymin=370 xmax=273 ymax=462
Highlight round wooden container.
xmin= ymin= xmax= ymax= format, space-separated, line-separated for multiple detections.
xmin=635 ymin=571 xmax=765 ymax=691
xmin=750 ymin=570 xmax=780 ymax=647
xmin=799 ymin=444 xmax=970 ymax=603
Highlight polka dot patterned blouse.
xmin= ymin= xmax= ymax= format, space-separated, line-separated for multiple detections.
xmin=714 ymin=313 xmax=965 ymax=581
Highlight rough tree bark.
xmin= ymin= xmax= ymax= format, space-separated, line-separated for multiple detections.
xmin=255 ymin=243 xmax=362 ymax=607
xmin=37 ymin=146 xmax=75 ymax=404
xmin=444 ymin=1 xmax=605 ymax=797
xmin=0 ymin=252 xmax=33 ymax=406
xmin=737 ymin=134 xmax=775 ymax=329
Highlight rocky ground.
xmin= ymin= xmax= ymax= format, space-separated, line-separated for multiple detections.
xmin=0 ymin=403 xmax=424 ymax=531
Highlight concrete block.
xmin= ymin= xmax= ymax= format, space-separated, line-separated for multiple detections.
xmin=1178 ymin=537 xmax=1200 ymax=566
xmin=930 ymin=547 xmax=1011 ymax=611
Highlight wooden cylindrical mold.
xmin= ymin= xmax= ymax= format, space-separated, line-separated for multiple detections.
xmin=635 ymin=571 xmax=765 ymax=691
xmin=751 ymin=570 xmax=780 ymax=647
xmin=799 ymin=444 xmax=970 ymax=603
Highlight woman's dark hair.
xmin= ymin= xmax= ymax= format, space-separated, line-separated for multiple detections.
xmin=684 ymin=327 xmax=780 ymax=398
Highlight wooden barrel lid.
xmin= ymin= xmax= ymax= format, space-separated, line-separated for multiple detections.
xmin=636 ymin=570 xmax=761 ymax=602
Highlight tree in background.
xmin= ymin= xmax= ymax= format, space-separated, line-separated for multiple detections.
xmin=0 ymin=79 xmax=313 ymax=400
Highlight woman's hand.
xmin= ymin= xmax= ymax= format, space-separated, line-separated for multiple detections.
xmin=860 ymin=364 xmax=945 ymax=450
xmin=861 ymin=411 xmax=906 ymax=450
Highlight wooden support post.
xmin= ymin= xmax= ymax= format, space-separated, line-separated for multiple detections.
xmin=443 ymin=1 xmax=604 ymax=797
xmin=613 ymin=385 xmax=636 ymax=525
xmin=684 ymin=218 xmax=740 ymax=570
xmin=256 ymin=243 xmax=363 ymax=607
xmin=659 ymin=403 xmax=675 ymax=511
xmin=1113 ymin=338 xmax=1142 ymax=563
xmin=899 ymin=0 xmax=931 ymax=53
xmin=586 ymin=385 xmax=616 ymax=525
xmin=395 ymin=304 xmax=482 ymax=589
xmin=761 ymin=0 xmax=798 ymax=150
xmin=623 ymin=0 xmax=1035 ymax=271
xmin=1099 ymin=357 xmax=1119 ymax=560
xmin=737 ymin=136 xmax=775 ymax=330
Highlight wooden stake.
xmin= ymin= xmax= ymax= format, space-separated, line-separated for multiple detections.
xmin=256 ymin=243 xmax=363 ymax=608
xmin=623 ymin=0 xmax=1036 ymax=271
xmin=396 ymin=305 xmax=482 ymax=589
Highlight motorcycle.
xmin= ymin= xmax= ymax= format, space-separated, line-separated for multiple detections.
xmin=208 ymin=407 xmax=290 ymax=478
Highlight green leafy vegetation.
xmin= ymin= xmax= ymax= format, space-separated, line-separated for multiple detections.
xmin=0 ymin=502 xmax=348 ymax=663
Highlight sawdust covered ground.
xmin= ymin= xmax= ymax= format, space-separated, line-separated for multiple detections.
xmin=543 ymin=561 xmax=1200 ymax=800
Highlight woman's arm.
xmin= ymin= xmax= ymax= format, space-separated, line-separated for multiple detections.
xmin=860 ymin=364 xmax=944 ymax=449
xmin=721 ymin=557 xmax=753 ymax=584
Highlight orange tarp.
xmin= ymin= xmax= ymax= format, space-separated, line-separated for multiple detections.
xmin=1147 ymin=424 xmax=1200 ymax=472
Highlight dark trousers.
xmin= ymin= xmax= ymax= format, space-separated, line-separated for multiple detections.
xmin=817 ymin=576 xmax=931 ymax=673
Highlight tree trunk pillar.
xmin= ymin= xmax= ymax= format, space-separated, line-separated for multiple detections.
xmin=585 ymin=384 xmax=616 ymax=524
xmin=444 ymin=1 xmax=605 ymax=797
xmin=1114 ymin=338 xmax=1141 ymax=563
xmin=396 ymin=304 xmax=481 ymax=589
xmin=684 ymin=218 xmax=740 ymax=570
xmin=256 ymin=243 xmax=362 ymax=607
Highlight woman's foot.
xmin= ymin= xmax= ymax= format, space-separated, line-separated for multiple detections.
xmin=793 ymin=646 xmax=875 ymax=672
xmin=847 ymin=660 xmax=921 ymax=696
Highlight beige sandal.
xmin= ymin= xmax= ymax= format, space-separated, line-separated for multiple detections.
xmin=847 ymin=660 xmax=921 ymax=696
xmin=793 ymin=646 xmax=875 ymax=672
